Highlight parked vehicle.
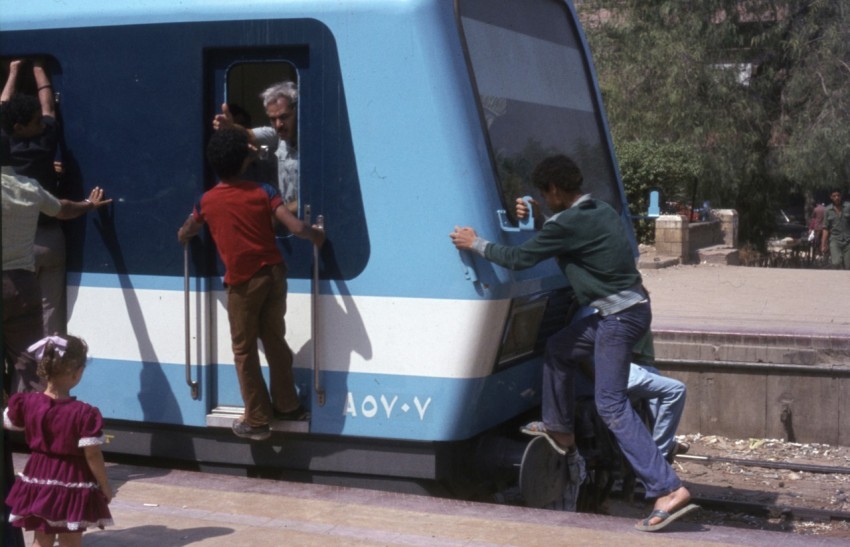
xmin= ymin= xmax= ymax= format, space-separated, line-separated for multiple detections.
xmin=773 ymin=209 xmax=807 ymax=240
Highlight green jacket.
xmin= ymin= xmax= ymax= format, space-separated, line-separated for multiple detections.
xmin=484 ymin=198 xmax=641 ymax=306
xmin=825 ymin=203 xmax=850 ymax=243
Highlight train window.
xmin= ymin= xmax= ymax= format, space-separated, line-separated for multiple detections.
xmin=457 ymin=0 xmax=621 ymax=221
xmin=225 ymin=62 xmax=300 ymax=215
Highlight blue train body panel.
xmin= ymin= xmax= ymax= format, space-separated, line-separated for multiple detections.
xmin=2 ymin=0 xmax=634 ymax=449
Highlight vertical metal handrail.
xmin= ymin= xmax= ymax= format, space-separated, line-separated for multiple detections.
xmin=184 ymin=244 xmax=200 ymax=400
xmin=312 ymin=213 xmax=326 ymax=406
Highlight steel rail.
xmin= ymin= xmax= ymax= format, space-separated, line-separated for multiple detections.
xmin=692 ymin=495 xmax=850 ymax=523
xmin=679 ymin=453 xmax=850 ymax=475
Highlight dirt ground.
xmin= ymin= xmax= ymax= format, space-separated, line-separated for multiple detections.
xmin=607 ymin=433 xmax=850 ymax=539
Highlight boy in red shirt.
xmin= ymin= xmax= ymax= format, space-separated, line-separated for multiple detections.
xmin=178 ymin=128 xmax=324 ymax=440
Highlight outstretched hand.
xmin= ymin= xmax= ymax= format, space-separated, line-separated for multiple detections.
xmin=450 ymin=226 xmax=478 ymax=250
xmin=86 ymin=186 xmax=112 ymax=209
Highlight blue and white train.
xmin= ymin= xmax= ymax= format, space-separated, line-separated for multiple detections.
xmin=1 ymin=0 xmax=635 ymax=486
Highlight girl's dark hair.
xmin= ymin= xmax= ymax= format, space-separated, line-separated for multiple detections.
xmin=36 ymin=335 xmax=88 ymax=381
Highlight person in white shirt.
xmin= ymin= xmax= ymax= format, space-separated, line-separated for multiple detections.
xmin=1 ymin=139 xmax=110 ymax=394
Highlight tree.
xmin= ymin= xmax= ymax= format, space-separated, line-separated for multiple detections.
xmin=618 ymin=140 xmax=701 ymax=243
xmin=576 ymin=0 xmax=850 ymax=249
xmin=769 ymin=1 xmax=850 ymax=189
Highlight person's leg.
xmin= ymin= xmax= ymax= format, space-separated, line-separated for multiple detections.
xmin=257 ymin=264 xmax=299 ymax=413
xmin=829 ymin=238 xmax=844 ymax=268
xmin=593 ymin=302 xmax=681 ymax=498
xmin=2 ymin=270 xmax=45 ymax=394
xmin=33 ymin=223 xmax=67 ymax=336
xmin=32 ymin=532 xmax=56 ymax=547
xmin=3 ymin=432 xmax=25 ymax=547
xmin=628 ymin=363 xmax=661 ymax=425
xmin=56 ymin=532 xmax=82 ymax=547
xmin=540 ymin=315 xmax=598 ymax=447
xmin=227 ymin=271 xmax=274 ymax=426
xmin=841 ymin=240 xmax=850 ymax=270
xmin=627 ymin=365 xmax=686 ymax=458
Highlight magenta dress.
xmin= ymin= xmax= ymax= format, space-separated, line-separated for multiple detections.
xmin=4 ymin=392 xmax=113 ymax=533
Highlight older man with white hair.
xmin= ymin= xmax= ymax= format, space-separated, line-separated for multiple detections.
xmin=213 ymin=81 xmax=299 ymax=213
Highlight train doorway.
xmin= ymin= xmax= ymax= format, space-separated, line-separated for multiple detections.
xmin=200 ymin=51 xmax=315 ymax=434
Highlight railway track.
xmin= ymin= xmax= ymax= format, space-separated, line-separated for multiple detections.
xmin=691 ymin=495 xmax=850 ymax=524
xmin=593 ymin=445 xmax=850 ymax=534
xmin=668 ymin=444 xmax=850 ymax=534
xmin=678 ymin=453 xmax=850 ymax=476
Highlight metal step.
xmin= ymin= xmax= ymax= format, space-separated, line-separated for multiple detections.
xmin=206 ymin=405 xmax=310 ymax=434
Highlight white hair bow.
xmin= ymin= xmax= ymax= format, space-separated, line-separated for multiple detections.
xmin=27 ymin=336 xmax=68 ymax=362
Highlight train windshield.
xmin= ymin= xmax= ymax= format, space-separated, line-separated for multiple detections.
xmin=457 ymin=0 xmax=621 ymax=219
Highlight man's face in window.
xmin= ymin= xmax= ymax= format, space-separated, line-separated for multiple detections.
xmin=266 ymin=97 xmax=296 ymax=146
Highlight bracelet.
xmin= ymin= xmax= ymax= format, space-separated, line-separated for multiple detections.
xmin=38 ymin=85 xmax=52 ymax=91
xmin=84 ymin=198 xmax=93 ymax=208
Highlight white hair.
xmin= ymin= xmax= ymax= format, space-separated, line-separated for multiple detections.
xmin=260 ymin=81 xmax=298 ymax=109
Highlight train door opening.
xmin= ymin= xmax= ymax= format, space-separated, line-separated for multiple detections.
xmin=202 ymin=52 xmax=313 ymax=434
xmin=225 ymin=62 xmax=300 ymax=218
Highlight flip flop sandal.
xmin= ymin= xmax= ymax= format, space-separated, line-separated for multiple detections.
xmin=520 ymin=421 xmax=571 ymax=456
xmin=635 ymin=503 xmax=699 ymax=532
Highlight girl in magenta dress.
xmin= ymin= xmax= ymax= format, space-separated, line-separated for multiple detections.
xmin=4 ymin=335 xmax=113 ymax=546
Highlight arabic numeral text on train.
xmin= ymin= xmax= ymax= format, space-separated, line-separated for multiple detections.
xmin=344 ymin=393 xmax=432 ymax=420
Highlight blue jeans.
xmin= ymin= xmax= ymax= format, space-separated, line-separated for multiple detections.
xmin=628 ymin=364 xmax=686 ymax=458
xmin=541 ymin=301 xmax=682 ymax=498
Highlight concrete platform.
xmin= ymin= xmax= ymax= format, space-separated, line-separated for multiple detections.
xmin=640 ymin=263 xmax=850 ymax=361
xmin=11 ymin=455 xmax=847 ymax=546
xmin=639 ymin=262 xmax=850 ymax=445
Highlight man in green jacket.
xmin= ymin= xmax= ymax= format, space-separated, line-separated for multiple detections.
xmin=822 ymin=189 xmax=850 ymax=269
xmin=450 ymin=155 xmax=693 ymax=531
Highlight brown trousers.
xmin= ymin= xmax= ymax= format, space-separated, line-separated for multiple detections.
xmin=226 ymin=263 xmax=299 ymax=426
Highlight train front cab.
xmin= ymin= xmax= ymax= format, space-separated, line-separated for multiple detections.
xmin=444 ymin=0 xmax=636 ymax=417
xmin=0 ymin=0 xmax=636 ymax=486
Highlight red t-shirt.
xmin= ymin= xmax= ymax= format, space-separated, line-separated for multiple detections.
xmin=193 ymin=180 xmax=284 ymax=286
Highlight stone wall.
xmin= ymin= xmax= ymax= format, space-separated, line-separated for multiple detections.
xmin=687 ymin=221 xmax=721 ymax=260
xmin=654 ymin=209 xmax=738 ymax=263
